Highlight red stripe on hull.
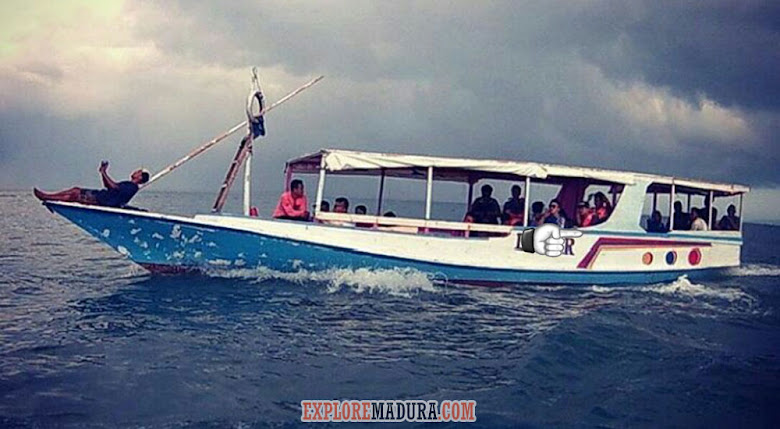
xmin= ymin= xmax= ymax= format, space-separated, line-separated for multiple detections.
xmin=577 ymin=237 xmax=711 ymax=269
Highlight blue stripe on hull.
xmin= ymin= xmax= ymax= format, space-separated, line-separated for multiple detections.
xmin=47 ymin=203 xmax=728 ymax=285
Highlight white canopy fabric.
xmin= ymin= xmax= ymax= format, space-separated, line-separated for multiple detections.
xmin=285 ymin=149 xmax=749 ymax=194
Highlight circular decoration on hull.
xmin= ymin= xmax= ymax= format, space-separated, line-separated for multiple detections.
xmin=642 ymin=252 xmax=653 ymax=265
xmin=665 ymin=251 xmax=677 ymax=265
xmin=688 ymin=248 xmax=702 ymax=265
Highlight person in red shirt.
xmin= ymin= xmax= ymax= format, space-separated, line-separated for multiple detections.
xmin=591 ymin=192 xmax=612 ymax=225
xmin=272 ymin=179 xmax=309 ymax=221
xmin=576 ymin=201 xmax=595 ymax=227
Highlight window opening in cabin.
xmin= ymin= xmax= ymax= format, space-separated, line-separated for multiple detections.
xmin=712 ymin=193 xmax=742 ymax=231
xmin=642 ymin=183 xmax=671 ymax=233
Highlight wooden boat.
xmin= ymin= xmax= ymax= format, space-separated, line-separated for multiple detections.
xmin=45 ymin=147 xmax=748 ymax=285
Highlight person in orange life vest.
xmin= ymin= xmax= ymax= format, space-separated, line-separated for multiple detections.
xmin=272 ymin=179 xmax=309 ymax=221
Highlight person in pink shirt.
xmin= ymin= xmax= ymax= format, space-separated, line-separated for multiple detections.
xmin=272 ymin=179 xmax=309 ymax=221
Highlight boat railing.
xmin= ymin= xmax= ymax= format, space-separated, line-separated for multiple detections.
xmin=314 ymin=212 xmax=517 ymax=237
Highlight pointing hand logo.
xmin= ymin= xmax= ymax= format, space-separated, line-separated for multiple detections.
xmin=519 ymin=224 xmax=583 ymax=257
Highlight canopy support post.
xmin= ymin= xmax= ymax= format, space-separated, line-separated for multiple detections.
xmin=314 ymin=163 xmax=326 ymax=219
xmin=670 ymin=183 xmax=676 ymax=232
xmin=523 ymin=176 xmax=531 ymax=227
xmin=467 ymin=178 xmax=474 ymax=211
xmin=652 ymin=192 xmax=657 ymax=214
xmin=738 ymin=193 xmax=744 ymax=232
xmin=243 ymin=148 xmax=252 ymax=216
xmin=708 ymin=190 xmax=714 ymax=229
xmin=376 ymin=169 xmax=386 ymax=216
xmin=425 ymin=167 xmax=433 ymax=220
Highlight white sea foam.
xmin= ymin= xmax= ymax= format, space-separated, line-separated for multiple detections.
xmin=322 ymin=267 xmax=438 ymax=297
xmin=642 ymin=275 xmax=753 ymax=303
xmin=206 ymin=266 xmax=438 ymax=297
xmin=726 ymin=264 xmax=780 ymax=277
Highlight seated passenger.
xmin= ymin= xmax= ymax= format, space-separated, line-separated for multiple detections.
xmin=471 ymin=184 xmax=501 ymax=224
xmin=33 ymin=161 xmax=149 ymax=208
xmin=672 ymin=201 xmax=690 ymax=231
xmin=701 ymin=200 xmax=711 ymax=225
xmin=591 ymin=192 xmax=612 ymax=225
xmin=576 ymin=201 xmax=595 ymax=227
xmin=542 ymin=199 xmax=566 ymax=227
xmin=354 ymin=205 xmax=373 ymax=227
xmin=718 ymin=204 xmax=740 ymax=231
xmin=323 ymin=197 xmax=354 ymax=226
xmin=646 ymin=210 xmax=668 ymax=233
xmin=272 ymin=179 xmax=309 ymax=221
xmin=560 ymin=207 xmax=574 ymax=228
xmin=710 ymin=207 xmax=718 ymax=230
xmin=376 ymin=211 xmax=418 ymax=233
xmin=502 ymin=185 xmax=525 ymax=226
xmin=333 ymin=197 xmax=349 ymax=213
xmin=689 ymin=208 xmax=708 ymax=231
xmin=311 ymin=200 xmax=330 ymax=221
xmin=529 ymin=201 xmax=545 ymax=226
xmin=452 ymin=211 xmax=476 ymax=237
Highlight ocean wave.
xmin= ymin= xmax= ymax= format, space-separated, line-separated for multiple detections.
xmin=642 ymin=275 xmax=754 ymax=303
xmin=589 ymin=285 xmax=613 ymax=294
xmin=204 ymin=266 xmax=438 ymax=297
xmin=726 ymin=264 xmax=780 ymax=277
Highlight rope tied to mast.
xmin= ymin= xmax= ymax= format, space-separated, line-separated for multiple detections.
xmin=246 ymin=67 xmax=266 ymax=139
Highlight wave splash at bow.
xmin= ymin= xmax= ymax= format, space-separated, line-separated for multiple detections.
xmin=205 ymin=266 xmax=439 ymax=297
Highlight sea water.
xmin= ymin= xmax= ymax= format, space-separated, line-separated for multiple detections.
xmin=1 ymin=190 xmax=778 ymax=427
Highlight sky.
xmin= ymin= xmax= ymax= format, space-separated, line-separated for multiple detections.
xmin=0 ymin=0 xmax=778 ymax=222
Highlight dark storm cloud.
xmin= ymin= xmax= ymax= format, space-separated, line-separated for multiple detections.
xmin=568 ymin=0 xmax=780 ymax=110
xmin=1 ymin=0 xmax=778 ymax=219
xmin=140 ymin=1 xmax=780 ymax=109
xmin=128 ymin=0 xmax=779 ymax=180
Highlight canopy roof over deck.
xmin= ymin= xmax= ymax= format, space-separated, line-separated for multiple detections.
xmin=285 ymin=149 xmax=749 ymax=195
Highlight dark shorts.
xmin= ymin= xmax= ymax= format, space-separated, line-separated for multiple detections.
xmin=79 ymin=189 xmax=99 ymax=204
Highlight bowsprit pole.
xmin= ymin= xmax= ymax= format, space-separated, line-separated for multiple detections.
xmin=142 ymin=74 xmax=325 ymax=189
xmin=143 ymin=120 xmax=246 ymax=188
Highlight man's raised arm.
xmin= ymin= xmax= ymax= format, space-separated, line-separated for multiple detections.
xmin=99 ymin=162 xmax=119 ymax=189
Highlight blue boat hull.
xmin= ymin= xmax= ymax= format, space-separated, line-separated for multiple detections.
xmin=46 ymin=202 xmax=726 ymax=285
